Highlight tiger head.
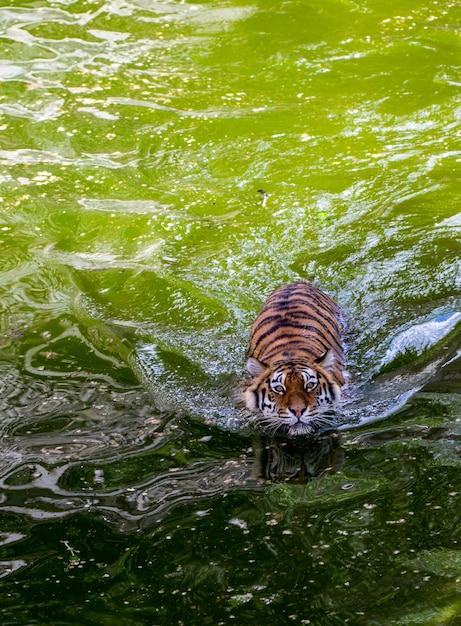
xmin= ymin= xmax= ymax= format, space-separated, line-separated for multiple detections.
xmin=243 ymin=352 xmax=341 ymax=437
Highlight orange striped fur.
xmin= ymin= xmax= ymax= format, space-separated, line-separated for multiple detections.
xmin=244 ymin=282 xmax=346 ymax=436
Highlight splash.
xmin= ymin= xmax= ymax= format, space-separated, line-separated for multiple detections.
xmin=380 ymin=312 xmax=461 ymax=369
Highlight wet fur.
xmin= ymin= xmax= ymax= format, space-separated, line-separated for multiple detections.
xmin=243 ymin=282 xmax=346 ymax=436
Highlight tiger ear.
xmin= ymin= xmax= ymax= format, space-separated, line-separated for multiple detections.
xmin=315 ymin=349 xmax=336 ymax=373
xmin=246 ymin=357 xmax=267 ymax=377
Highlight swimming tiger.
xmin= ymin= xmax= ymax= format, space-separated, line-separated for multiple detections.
xmin=243 ymin=282 xmax=346 ymax=436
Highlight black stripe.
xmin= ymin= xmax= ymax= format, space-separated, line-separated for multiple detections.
xmin=254 ymin=304 xmax=339 ymax=332
xmin=251 ymin=313 xmax=283 ymax=334
xmin=255 ymin=318 xmax=333 ymax=336
xmin=262 ymin=294 xmax=339 ymax=320
xmin=252 ymin=323 xmax=342 ymax=355
xmin=263 ymin=295 xmax=327 ymax=309
xmin=262 ymin=343 xmax=320 ymax=361
xmin=262 ymin=336 xmax=329 ymax=353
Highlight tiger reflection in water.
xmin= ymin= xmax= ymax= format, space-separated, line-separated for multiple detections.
xmin=252 ymin=432 xmax=343 ymax=483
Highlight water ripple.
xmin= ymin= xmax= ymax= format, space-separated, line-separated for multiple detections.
xmin=0 ymin=454 xmax=255 ymax=532
xmin=0 ymin=148 xmax=125 ymax=168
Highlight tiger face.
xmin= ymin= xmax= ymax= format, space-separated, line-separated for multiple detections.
xmin=244 ymin=354 xmax=341 ymax=437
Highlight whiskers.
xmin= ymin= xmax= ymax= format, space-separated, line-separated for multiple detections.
xmin=307 ymin=412 xmax=339 ymax=432
xmin=249 ymin=414 xmax=288 ymax=437
xmin=249 ymin=410 xmax=339 ymax=437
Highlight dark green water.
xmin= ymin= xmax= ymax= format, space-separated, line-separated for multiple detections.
xmin=1 ymin=0 xmax=461 ymax=624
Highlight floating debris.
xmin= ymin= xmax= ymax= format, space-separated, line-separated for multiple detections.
xmin=257 ymin=189 xmax=269 ymax=208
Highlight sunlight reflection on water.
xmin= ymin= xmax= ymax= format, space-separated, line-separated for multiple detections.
xmin=1 ymin=0 xmax=461 ymax=621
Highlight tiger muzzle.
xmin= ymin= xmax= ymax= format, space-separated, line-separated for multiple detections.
xmin=285 ymin=392 xmax=310 ymax=419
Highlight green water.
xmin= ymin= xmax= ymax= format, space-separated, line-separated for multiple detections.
xmin=1 ymin=0 xmax=461 ymax=623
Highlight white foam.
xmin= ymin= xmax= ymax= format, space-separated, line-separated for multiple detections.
xmin=380 ymin=312 xmax=461 ymax=367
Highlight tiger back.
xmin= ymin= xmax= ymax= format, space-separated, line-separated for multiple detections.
xmin=243 ymin=282 xmax=346 ymax=436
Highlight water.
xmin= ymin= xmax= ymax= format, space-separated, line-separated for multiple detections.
xmin=1 ymin=0 xmax=461 ymax=623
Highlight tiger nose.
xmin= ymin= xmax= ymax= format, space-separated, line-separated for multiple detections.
xmin=290 ymin=403 xmax=307 ymax=418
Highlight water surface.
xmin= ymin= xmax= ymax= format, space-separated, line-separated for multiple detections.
xmin=1 ymin=0 xmax=461 ymax=624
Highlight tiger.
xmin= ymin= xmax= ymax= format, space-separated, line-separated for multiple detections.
xmin=243 ymin=282 xmax=346 ymax=437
